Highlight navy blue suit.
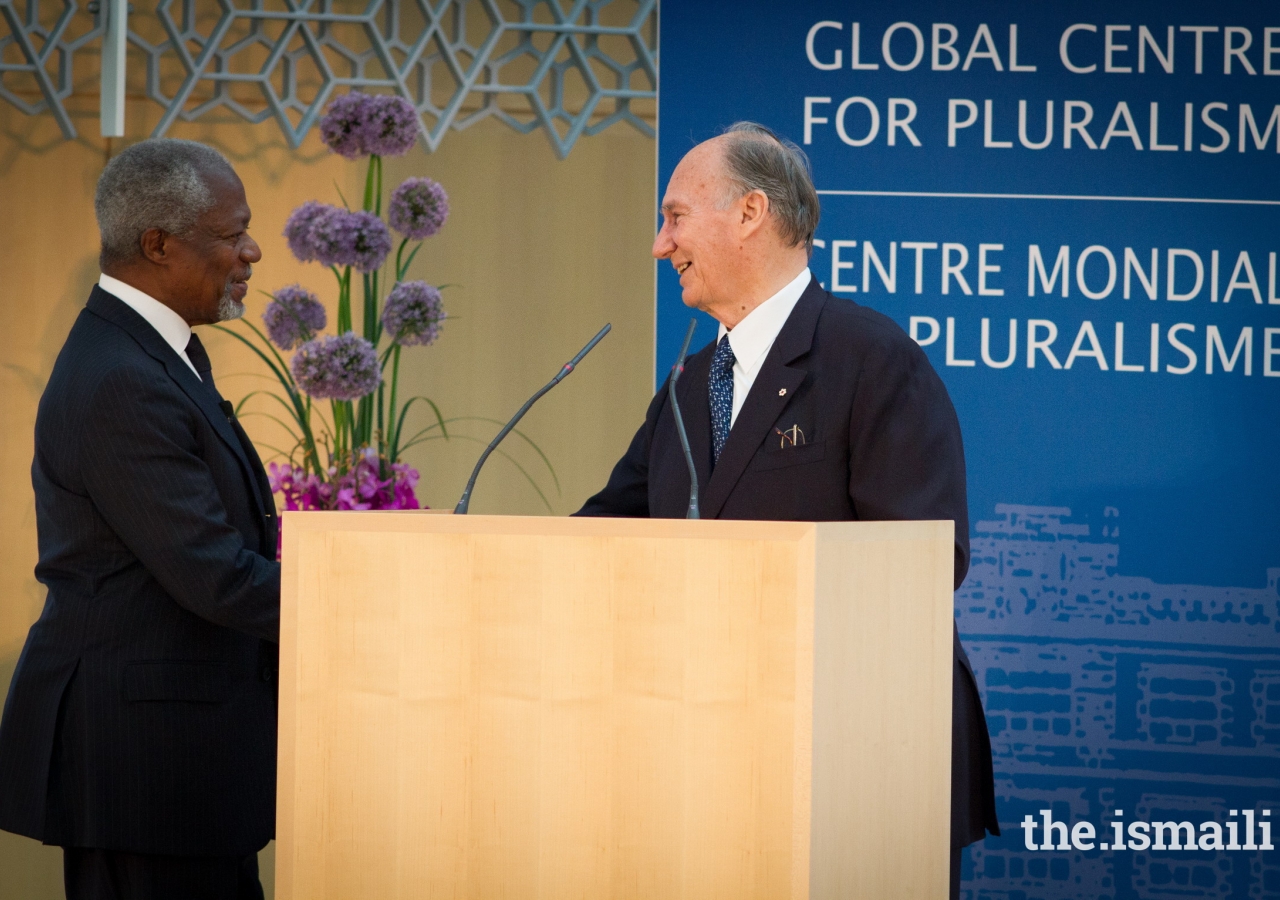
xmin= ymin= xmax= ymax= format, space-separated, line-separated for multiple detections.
xmin=578 ymin=278 xmax=999 ymax=848
xmin=0 ymin=286 xmax=280 ymax=857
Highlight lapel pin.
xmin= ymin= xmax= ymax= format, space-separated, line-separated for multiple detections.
xmin=778 ymin=388 xmax=787 ymax=396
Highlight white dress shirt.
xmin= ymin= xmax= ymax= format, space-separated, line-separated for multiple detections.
xmin=717 ymin=267 xmax=811 ymax=426
xmin=98 ymin=274 xmax=200 ymax=378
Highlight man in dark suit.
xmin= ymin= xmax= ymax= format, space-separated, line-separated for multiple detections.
xmin=0 ymin=139 xmax=279 ymax=899
xmin=577 ymin=122 xmax=999 ymax=897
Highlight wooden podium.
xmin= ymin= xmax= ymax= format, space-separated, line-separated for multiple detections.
xmin=277 ymin=513 xmax=954 ymax=899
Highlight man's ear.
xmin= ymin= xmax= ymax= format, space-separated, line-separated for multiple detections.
xmin=739 ymin=189 xmax=770 ymax=237
xmin=138 ymin=228 xmax=170 ymax=266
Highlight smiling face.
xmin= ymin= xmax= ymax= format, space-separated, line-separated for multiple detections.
xmin=652 ymin=139 xmax=747 ymax=318
xmin=164 ymin=170 xmax=261 ymax=326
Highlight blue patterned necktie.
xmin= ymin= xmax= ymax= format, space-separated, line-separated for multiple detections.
xmin=709 ymin=334 xmax=736 ymax=464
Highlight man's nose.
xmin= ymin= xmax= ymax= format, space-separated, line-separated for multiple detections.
xmin=652 ymin=226 xmax=673 ymax=260
xmin=242 ymin=233 xmax=263 ymax=263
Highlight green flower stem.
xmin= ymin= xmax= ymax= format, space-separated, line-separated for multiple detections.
xmin=330 ymin=400 xmax=342 ymax=458
xmin=364 ymin=271 xmax=378 ymax=343
xmin=376 ymin=381 xmax=385 ymax=458
xmin=336 ymin=266 xmax=352 ymax=333
xmin=355 ymin=395 xmax=370 ymax=451
xmin=343 ymin=401 xmax=351 ymax=457
xmin=387 ymin=344 xmax=401 ymax=459
xmin=398 ymin=241 xmax=423 ymax=281
xmin=304 ymin=395 xmax=319 ymax=474
xmin=343 ymin=400 xmax=353 ymax=459
xmin=394 ymin=237 xmax=408 ymax=281
xmin=362 ymin=154 xmax=378 ymax=213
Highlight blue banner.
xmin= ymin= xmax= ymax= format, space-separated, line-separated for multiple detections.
xmin=657 ymin=2 xmax=1279 ymax=896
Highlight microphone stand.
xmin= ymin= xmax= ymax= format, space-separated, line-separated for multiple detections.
xmin=454 ymin=324 xmax=612 ymax=514
xmin=668 ymin=318 xmax=700 ymax=519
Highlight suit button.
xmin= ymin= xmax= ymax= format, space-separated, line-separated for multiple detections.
xmin=261 ymin=667 xmax=274 ymax=682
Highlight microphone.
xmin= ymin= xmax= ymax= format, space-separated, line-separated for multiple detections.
xmin=667 ymin=318 xmax=700 ymax=519
xmin=454 ymin=323 xmax=612 ymax=514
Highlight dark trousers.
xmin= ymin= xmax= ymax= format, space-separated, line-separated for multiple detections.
xmin=63 ymin=848 xmax=264 ymax=900
xmin=950 ymin=844 xmax=964 ymax=900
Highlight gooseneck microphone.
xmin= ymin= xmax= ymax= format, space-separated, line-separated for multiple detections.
xmin=454 ymin=323 xmax=612 ymax=514
xmin=668 ymin=318 xmax=700 ymax=519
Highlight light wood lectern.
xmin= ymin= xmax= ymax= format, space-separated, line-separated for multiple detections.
xmin=277 ymin=513 xmax=955 ymax=899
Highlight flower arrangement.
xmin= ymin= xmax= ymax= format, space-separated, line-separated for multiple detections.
xmin=216 ymin=93 xmax=451 ymax=514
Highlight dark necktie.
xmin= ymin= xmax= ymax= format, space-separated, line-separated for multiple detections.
xmin=186 ymin=331 xmax=259 ymax=452
xmin=709 ymin=334 xmax=736 ymax=464
xmin=184 ymin=332 xmax=223 ymax=400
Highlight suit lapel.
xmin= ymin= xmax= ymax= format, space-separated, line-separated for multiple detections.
xmin=222 ymin=399 xmax=278 ymax=545
xmin=87 ymin=288 xmax=270 ymax=520
xmin=674 ymin=341 xmax=715 ymax=492
xmin=702 ymin=283 xmax=825 ymax=519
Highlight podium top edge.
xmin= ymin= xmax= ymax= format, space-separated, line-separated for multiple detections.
xmin=281 ymin=512 xmax=953 ymax=544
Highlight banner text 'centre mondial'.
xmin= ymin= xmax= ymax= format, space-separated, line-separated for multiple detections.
xmin=657 ymin=2 xmax=1279 ymax=897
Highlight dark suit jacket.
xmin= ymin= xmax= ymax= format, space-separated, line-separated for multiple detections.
xmin=0 ymin=286 xmax=281 ymax=856
xmin=578 ymin=278 xmax=1000 ymax=846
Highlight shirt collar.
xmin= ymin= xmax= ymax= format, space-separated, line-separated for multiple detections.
xmin=717 ymin=267 xmax=812 ymax=374
xmin=98 ymin=273 xmax=197 ymax=375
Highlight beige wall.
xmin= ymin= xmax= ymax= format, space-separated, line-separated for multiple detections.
xmin=0 ymin=97 xmax=655 ymax=897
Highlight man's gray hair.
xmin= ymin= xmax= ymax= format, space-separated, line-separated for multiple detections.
xmin=95 ymin=138 xmax=236 ymax=267
xmin=718 ymin=121 xmax=821 ymax=252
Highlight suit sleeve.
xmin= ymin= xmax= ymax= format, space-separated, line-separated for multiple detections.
xmin=79 ymin=364 xmax=281 ymax=642
xmin=574 ymin=375 xmax=672 ymax=518
xmin=847 ymin=332 xmax=971 ymax=589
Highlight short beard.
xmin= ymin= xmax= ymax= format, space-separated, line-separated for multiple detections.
xmin=216 ymin=269 xmax=248 ymax=322
xmin=217 ymin=292 xmax=245 ymax=322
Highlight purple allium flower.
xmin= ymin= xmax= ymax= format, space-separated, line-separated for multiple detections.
xmin=283 ymin=200 xmax=330 ymax=263
xmin=381 ymin=281 xmax=444 ymax=347
xmin=290 ymin=332 xmax=382 ymax=401
xmin=365 ymin=95 xmax=420 ymax=157
xmin=319 ymin=93 xmax=419 ymax=159
xmin=388 ymin=177 xmax=449 ymax=239
xmin=263 ymin=285 xmax=326 ymax=350
xmin=319 ymin=94 xmax=374 ymax=159
xmin=305 ymin=207 xmax=392 ymax=273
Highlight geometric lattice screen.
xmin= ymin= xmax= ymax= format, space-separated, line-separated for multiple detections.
xmin=0 ymin=0 xmax=656 ymax=157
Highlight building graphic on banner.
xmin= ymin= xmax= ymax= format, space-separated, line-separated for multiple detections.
xmin=959 ymin=504 xmax=1280 ymax=899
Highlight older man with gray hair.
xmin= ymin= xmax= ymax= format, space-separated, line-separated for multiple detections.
xmin=0 ymin=138 xmax=278 ymax=899
xmin=578 ymin=121 xmax=999 ymax=897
